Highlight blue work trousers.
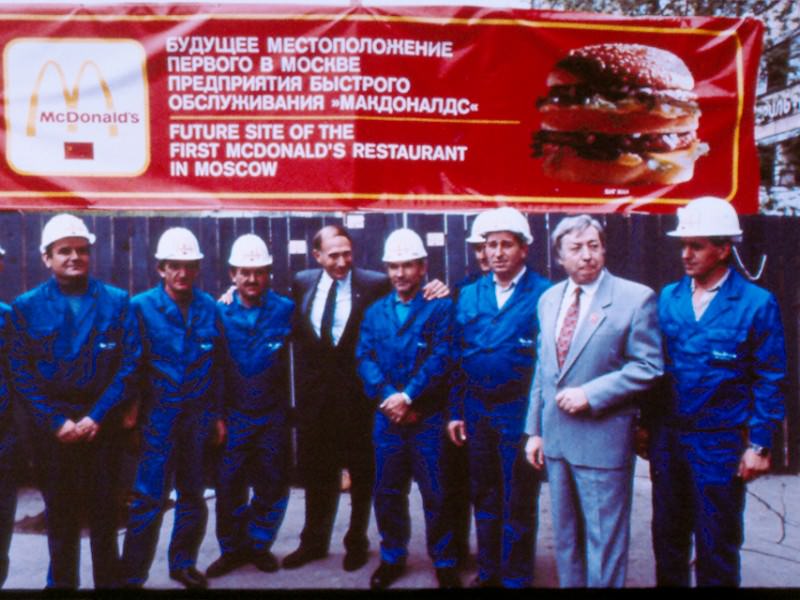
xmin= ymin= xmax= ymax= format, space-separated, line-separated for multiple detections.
xmin=215 ymin=409 xmax=289 ymax=557
xmin=649 ymin=426 xmax=745 ymax=587
xmin=441 ymin=434 xmax=471 ymax=563
xmin=465 ymin=396 xmax=540 ymax=588
xmin=373 ymin=411 xmax=454 ymax=568
xmin=34 ymin=424 xmax=122 ymax=589
xmin=121 ymin=405 xmax=212 ymax=586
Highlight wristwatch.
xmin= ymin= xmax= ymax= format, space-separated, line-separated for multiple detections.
xmin=748 ymin=443 xmax=770 ymax=457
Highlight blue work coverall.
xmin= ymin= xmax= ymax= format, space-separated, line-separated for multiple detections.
xmin=121 ymin=284 xmax=223 ymax=586
xmin=451 ymin=269 xmax=550 ymax=588
xmin=10 ymin=278 xmax=140 ymax=588
xmin=215 ymin=290 xmax=294 ymax=559
xmin=651 ymin=270 xmax=786 ymax=586
xmin=441 ymin=272 xmax=483 ymax=565
xmin=0 ymin=303 xmax=16 ymax=588
xmin=356 ymin=292 xmax=455 ymax=569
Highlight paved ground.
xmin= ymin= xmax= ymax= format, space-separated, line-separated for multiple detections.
xmin=4 ymin=459 xmax=800 ymax=589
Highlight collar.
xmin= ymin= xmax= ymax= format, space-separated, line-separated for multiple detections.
xmin=157 ymin=282 xmax=196 ymax=310
xmin=493 ymin=266 xmax=527 ymax=290
xmin=319 ymin=269 xmax=352 ymax=293
xmin=393 ymin=289 xmax=423 ymax=306
xmin=691 ymin=268 xmax=731 ymax=293
xmin=565 ymin=268 xmax=605 ymax=298
xmin=47 ymin=276 xmax=97 ymax=299
xmin=234 ymin=290 xmax=266 ymax=310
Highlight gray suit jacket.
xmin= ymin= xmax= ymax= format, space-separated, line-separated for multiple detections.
xmin=525 ymin=271 xmax=663 ymax=469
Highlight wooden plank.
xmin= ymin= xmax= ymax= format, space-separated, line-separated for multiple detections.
xmin=109 ymin=217 xmax=132 ymax=293
xmin=267 ymin=215 xmax=291 ymax=296
xmin=23 ymin=213 xmax=47 ymax=292
xmin=131 ymin=215 xmax=152 ymax=294
xmin=407 ymin=213 xmax=446 ymax=284
xmin=91 ymin=215 xmax=113 ymax=285
xmin=447 ymin=214 xmax=468 ymax=286
xmin=216 ymin=217 xmax=237 ymax=298
xmin=199 ymin=216 xmax=222 ymax=297
xmin=781 ymin=217 xmax=800 ymax=472
xmin=0 ymin=213 xmax=26 ymax=302
xmin=529 ymin=213 xmax=550 ymax=280
xmin=757 ymin=214 xmax=796 ymax=472
xmin=360 ymin=213 xmax=399 ymax=272
xmin=545 ymin=212 xmax=569 ymax=281
xmin=603 ymin=214 xmax=630 ymax=280
xmin=288 ymin=215 xmax=324 ymax=279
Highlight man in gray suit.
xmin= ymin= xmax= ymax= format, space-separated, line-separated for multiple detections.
xmin=524 ymin=214 xmax=663 ymax=587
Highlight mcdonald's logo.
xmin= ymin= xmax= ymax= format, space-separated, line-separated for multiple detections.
xmin=26 ymin=59 xmax=119 ymax=138
xmin=4 ymin=38 xmax=150 ymax=177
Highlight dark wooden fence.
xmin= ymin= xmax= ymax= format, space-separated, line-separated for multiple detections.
xmin=0 ymin=211 xmax=796 ymax=472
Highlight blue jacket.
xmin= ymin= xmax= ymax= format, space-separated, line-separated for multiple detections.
xmin=356 ymin=292 xmax=453 ymax=417
xmin=451 ymin=269 xmax=550 ymax=418
xmin=453 ymin=271 xmax=483 ymax=302
xmin=658 ymin=270 xmax=786 ymax=448
xmin=10 ymin=278 xmax=140 ymax=432
xmin=217 ymin=290 xmax=294 ymax=416
xmin=133 ymin=284 xmax=222 ymax=417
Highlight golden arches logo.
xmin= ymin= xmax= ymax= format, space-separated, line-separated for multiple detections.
xmin=26 ymin=59 xmax=118 ymax=137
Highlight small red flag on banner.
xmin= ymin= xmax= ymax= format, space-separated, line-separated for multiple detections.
xmin=64 ymin=142 xmax=94 ymax=160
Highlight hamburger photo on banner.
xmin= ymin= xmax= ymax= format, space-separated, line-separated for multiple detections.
xmin=532 ymin=43 xmax=709 ymax=186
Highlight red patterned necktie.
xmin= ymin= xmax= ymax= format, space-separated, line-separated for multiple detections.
xmin=556 ymin=287 xmax=581 ymax=368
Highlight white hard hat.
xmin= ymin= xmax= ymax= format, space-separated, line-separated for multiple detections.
xmin=154 ymin=227 xmax=204 ymax=261
xmin=482 ymin=207 xmax=533 ymax=245
xmin=382 ymin=228 xmax=428 ymax=262
xmin=667 ymin=196 xmax=742 ymax=239
xmin=40 ymin=214 xmax=96 ymax=253
xmin=229 ymin=233 xmax=273 ymax=267
xmin=466 ymin=211 xmax=493 ymax=244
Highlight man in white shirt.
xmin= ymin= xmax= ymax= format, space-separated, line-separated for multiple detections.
xmin=285 ymin=224 xmax=447 ymax=573
xmin=447 ymin=207 xmax=550 ymax=588
xmin=649 ymin=197 xmax=786 ymax=586
xmin=283 ymin=225 xmax=389 ymax=573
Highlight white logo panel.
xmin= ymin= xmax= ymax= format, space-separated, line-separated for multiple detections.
xmin=4 ymin=38 xmax=150 ymax=177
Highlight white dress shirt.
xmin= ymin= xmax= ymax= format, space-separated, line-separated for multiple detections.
xmin=493 ymin=266 xmax=526 ymax=309
xmin=554 ymin=269 xmax=606 ymax=342
xmin=310 ymin=270 xmax=353 ymax=346
xmin=691 ymin=268 xmax=730 ymax=321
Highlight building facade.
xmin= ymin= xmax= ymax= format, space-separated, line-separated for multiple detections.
xmin=754 ymin=3 xmax=800 ymax=213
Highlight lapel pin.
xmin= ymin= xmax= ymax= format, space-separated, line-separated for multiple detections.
xmin=590 ymin=313 xmax=599 ymax=324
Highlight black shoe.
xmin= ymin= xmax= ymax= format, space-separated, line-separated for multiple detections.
xmin=454 ymin=544 xmax=471 ymax=570
xmin=281 ymin=545 xmax=328 ymax=569
xmin=370 ymin=562 xmax=405 ymax=590
xmin=169 ymin=566 xmax=208 ymax=589
xmin=252 ymin=551 xmax=280 ymax=573
xmin=436 ymin=567 xmax=462 ymax=588
xmin=470 ymin=575 xmax=501 ymax=588
xmin=343 ymin=549 xmax=368 ymax=572
xmin=206 ymin=552 xmax=250 ymax=578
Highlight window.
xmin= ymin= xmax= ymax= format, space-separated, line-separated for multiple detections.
xmin=766 ymin=41 xmax=790 ymax=93
xmin=776 ymin=139 xmax=800 ymax=186
xmin=759 ymin=144 xmax=776 ymax=187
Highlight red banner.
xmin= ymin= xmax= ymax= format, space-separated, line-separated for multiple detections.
xmin=0 ymin=4 xmax=763 ymax=213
